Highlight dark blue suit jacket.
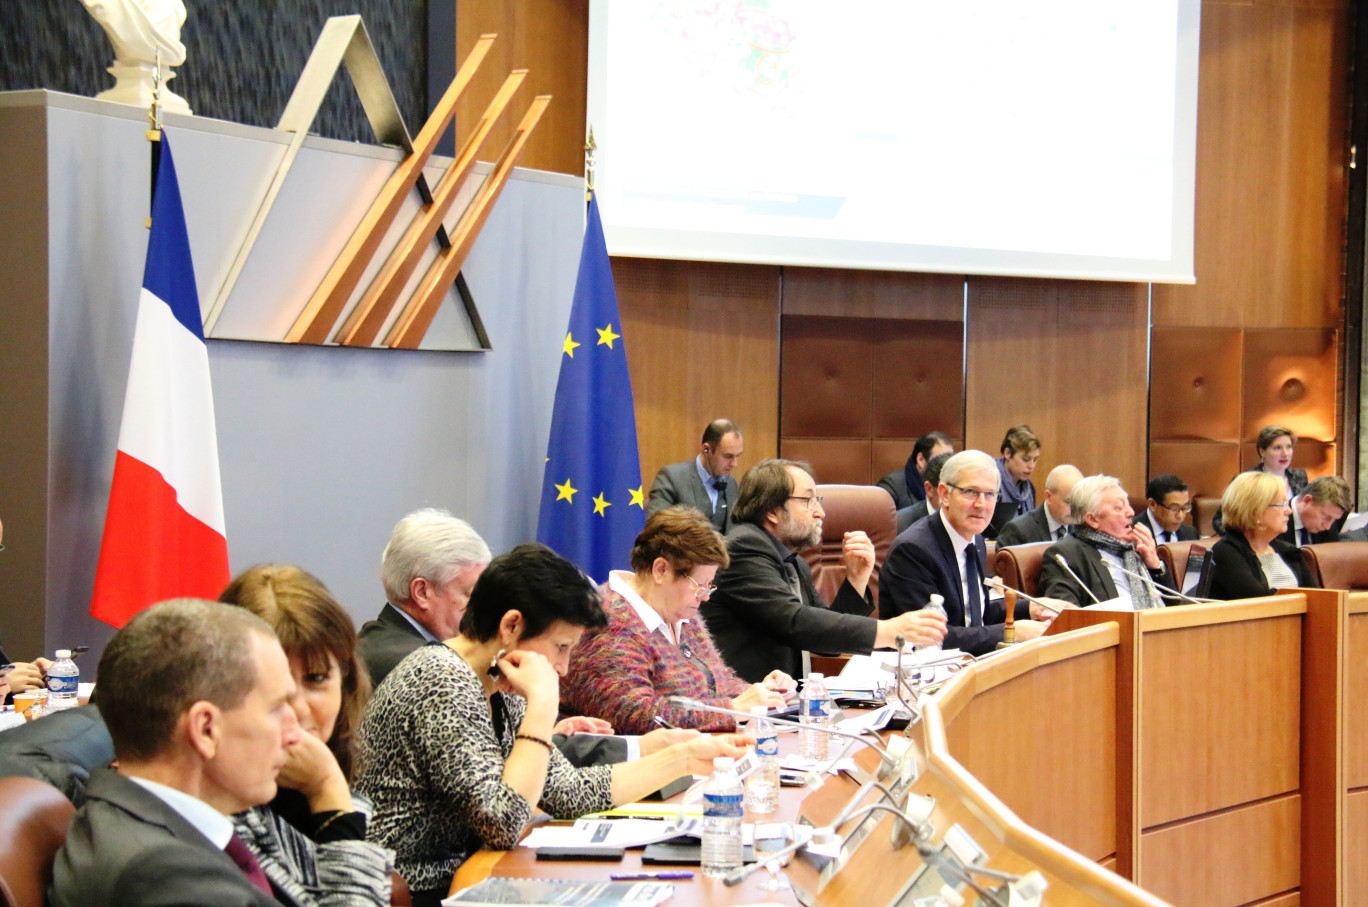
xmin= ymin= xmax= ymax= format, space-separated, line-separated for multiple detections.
xmin=878 ymin=514 xmax=1024 ymax=656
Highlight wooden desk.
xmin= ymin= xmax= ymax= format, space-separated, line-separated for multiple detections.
xmin=448 ymin=729 xmax=845 ymax=905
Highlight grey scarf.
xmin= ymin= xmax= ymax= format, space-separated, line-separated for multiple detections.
xmin=1072 ymin=526 xmax=1160 ymax=610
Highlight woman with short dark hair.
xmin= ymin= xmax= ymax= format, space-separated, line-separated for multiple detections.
xmin=356 ymin=543 xmax=749 ymax=906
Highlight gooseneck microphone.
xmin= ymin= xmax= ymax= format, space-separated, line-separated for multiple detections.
xmin=983 ymin=576 xmax=1066 ymax=615
xmin=1052 ymin=554 xmax=1102 ymax=605
xmin=1108 ymin=562 xmax=1217 ymax=604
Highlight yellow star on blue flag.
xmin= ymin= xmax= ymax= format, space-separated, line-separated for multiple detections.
xmin=537 ymin=193 xmax=645 ymax=580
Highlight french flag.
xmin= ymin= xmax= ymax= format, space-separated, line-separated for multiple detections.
xmin=90 ymin=133 xmax=230 ymax=628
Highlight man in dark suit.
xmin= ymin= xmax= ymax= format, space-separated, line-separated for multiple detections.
xmin=878 ymin=431 xmax=954 ymax=510
xmin=996 ymin=464 xmax=1082 ymax=547
xmin=895 ymin=451 xmax=953 ymax=534
xmin=358 ymin=509 xmax=637 ymax=767
xmin=647 ymin=419 xmax=744 ymax=532
xmin=703 ymin=459 xmax=946 ymax=682
xmin=1281 ymin=475 xmax=1351 ymax=547
xmin=51 ymin=599 xmax=298 ymax=906
xmin=1039 ymin=475 xmax=1177 ymax=608
xmin=1134 ymin=474 xmax=1201 ymax=544
xmin=880 ymin=451 xmax=1049 ymax=656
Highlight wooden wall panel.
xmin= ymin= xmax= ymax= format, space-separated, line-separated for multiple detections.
xmin=613 ymin=258 xmax=780 ymax=487
xmin=966 ymin=278 xmax=1148 ymax=494
xmin=455 ymin=0 xmax=588 ymax=176
xmin=781 ymin=267 xmax=964 ymax=321
xmin=1139 ymin=794 xmax=1301 ymax=907
xmin=1241 ymin=328 xmax=1339 ymax=444
xmin=1150 ymin=328 xmax=1243 ymax=443
xmin=1151 ymin=2 xmax=1347 ymax=330
xmin=1139 ymin=616 xmax=1302 ymax=827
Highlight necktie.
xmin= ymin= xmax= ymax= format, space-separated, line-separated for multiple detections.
xmin=224 ymin=834 xmax=273 ymax=896
xmin=1299 ymin=527 xmax=1310 ymax=546
xmin=964 ymin=545 xmax=983 ymax=626
xmin=1055 ymin=526 xmax=1065 ymax=541
xmin=712 ymin=476 xmax=727 ymax=514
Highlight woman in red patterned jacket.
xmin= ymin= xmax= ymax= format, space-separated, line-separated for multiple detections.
xmin=562 ymin=506 xmax=796 ymax=733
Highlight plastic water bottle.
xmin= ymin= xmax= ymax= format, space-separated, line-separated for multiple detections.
xmin=46 ymin=650 xmax=80 ymax=710
xmin=917 ymin=594 xmax=947 ymax=655
xmin=701 ymin=756 xmax=745 ymax=877
xmin=745 ymin=706 xmax=779 ymax=814
xmin=799 ymin=672 xmax=831 ymax=761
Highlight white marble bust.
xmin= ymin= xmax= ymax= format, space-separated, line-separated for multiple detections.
xmin=81 ymin=0 xmax=193 ymax=114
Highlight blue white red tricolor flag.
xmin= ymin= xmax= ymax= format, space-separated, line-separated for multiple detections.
xmin=90 ymin=133 xmax=230 ymax=628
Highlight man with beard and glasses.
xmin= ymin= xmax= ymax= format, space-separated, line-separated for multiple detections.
xmin=700 ymin=459 xmax=946 ymax=682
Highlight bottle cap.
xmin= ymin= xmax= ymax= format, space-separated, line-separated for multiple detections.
xmin=714 ymin=756 xmax=735 ymax=771
xmin=749 ymin=706 xmax=767 ymax=716
xmin=55 ymin=649 xmax=71 ymax=659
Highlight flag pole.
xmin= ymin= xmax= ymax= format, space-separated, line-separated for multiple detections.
xmin=584 ymin=124 xmax=596 ymax=204
xmin=145 ymin=49 xmax=164 ymax=229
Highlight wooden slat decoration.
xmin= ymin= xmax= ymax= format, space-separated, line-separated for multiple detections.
xmin=384 ymin=95 xmax=552 ymax=349
xmin=334 ymin=69 xmax=528 ymax=347
xmin=285 ymin=33 xmax=497 ymax=344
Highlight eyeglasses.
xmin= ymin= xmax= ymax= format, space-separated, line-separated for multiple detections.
xmin=947 ymin=484 xmax=1000 ymax=505
xmin=1162 ymin=503 xmax=1193 ymax=515
xmin=683 ymin=574 xmax=717 ymax=600
xmin=787 ymin=495 xmax=824 ymax=511
xmin=1265 ymin=501 xmax=1291 ymax=511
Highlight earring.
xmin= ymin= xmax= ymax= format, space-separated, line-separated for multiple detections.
xmin=488 ymin=647 xmax=506 ymax=678
xmin=1256 ymin=522 xmax=1265 ymax=530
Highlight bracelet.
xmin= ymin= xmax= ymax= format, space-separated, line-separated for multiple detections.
xmin=515 ymin=733 xmax=553 ymax=753
xmin=314 ymin=810 xmax=346 ymax=835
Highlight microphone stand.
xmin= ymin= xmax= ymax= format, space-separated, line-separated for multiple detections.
xmin=1052 ymin=554 xmax=1103 ymax=605
xmin=1110 ymin=562 xmax=1218 ymax=604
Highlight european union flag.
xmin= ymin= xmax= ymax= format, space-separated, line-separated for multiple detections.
xmin=536 ymin=193 xmax=645 ymax=581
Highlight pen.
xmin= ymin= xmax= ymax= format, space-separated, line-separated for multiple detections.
xmin=652 ymin=715 xmax=678 ymax=730
xmin=611 ymin=871 xmax=694 ymax=881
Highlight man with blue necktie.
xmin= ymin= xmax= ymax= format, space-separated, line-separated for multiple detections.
xmin=647 ymin=419 xmax=744 ymax=533
xmin=880 ymin=450 xmax=1051 ymax=655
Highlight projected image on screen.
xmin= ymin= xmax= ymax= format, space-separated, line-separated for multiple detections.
xmin=587 ymin=0 xmax=1200 ymax=283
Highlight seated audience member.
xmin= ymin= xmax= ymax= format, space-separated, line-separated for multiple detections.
xmin=358 ymin=508 xmax=490 ymax=688
xmin=1251 ymin=425 xmax=1309 ymax=497
xmin=1282 ymin=476 xmax=1351 ymax=547
xmin=561 ymin=507 xmax=793 ymax=734
xmin=1137 ymin=474 xmax=1199 ymax=544
xmin=996 ymin=464 xmax=1083 ymax=547
xmin=647 ymin=418 xmax=744 ymax=532
xmin=51 ymin=599 xmax=301 ymax=907
xmin=878 ymin=431 xmax=954 ymax=510
xmin=996 ymin=425 xmax=1042 ymax=519
xmin=701 ymin=459 xmax=947 ymax=682
xmin=358 ymin=509 xmax=626 ymax=766
xmin=356 ymin=544 xmax=748 ymax=907
xmin=1206 ymin=472 xmax=1313 ymax=600
xmin=880 ymin=451 xmax=1049 ymax=655
xmin=1213 ymin=426 xmax=1309 ymax=535
xmin=219 ymin=565 xmax=394 ymax=906
xmin=896 ymin=451 xmax=953 ymax=534
xmin=1038 ymin=475 xmax=1176 ymax=608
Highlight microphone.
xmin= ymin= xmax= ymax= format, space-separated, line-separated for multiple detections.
xmin=983 ymin=576 xmax=1068 ymax=616
xmin=1052 ymin=554 xmax=1102 ymax=605
xmin=1109 ymin=562 xmax=1217 ymax=605
xmin=891 ymin=635 xmax=923 ymax=726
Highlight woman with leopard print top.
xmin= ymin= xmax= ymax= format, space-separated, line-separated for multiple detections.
xmin=356 ymin=543 xmax=750 ymax=906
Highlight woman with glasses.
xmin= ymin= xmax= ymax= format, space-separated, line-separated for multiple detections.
xmin=561 ymin=506 xmax=795 ymax=734
xmin=1205 ymin=472 xmax=1313 ymax=600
